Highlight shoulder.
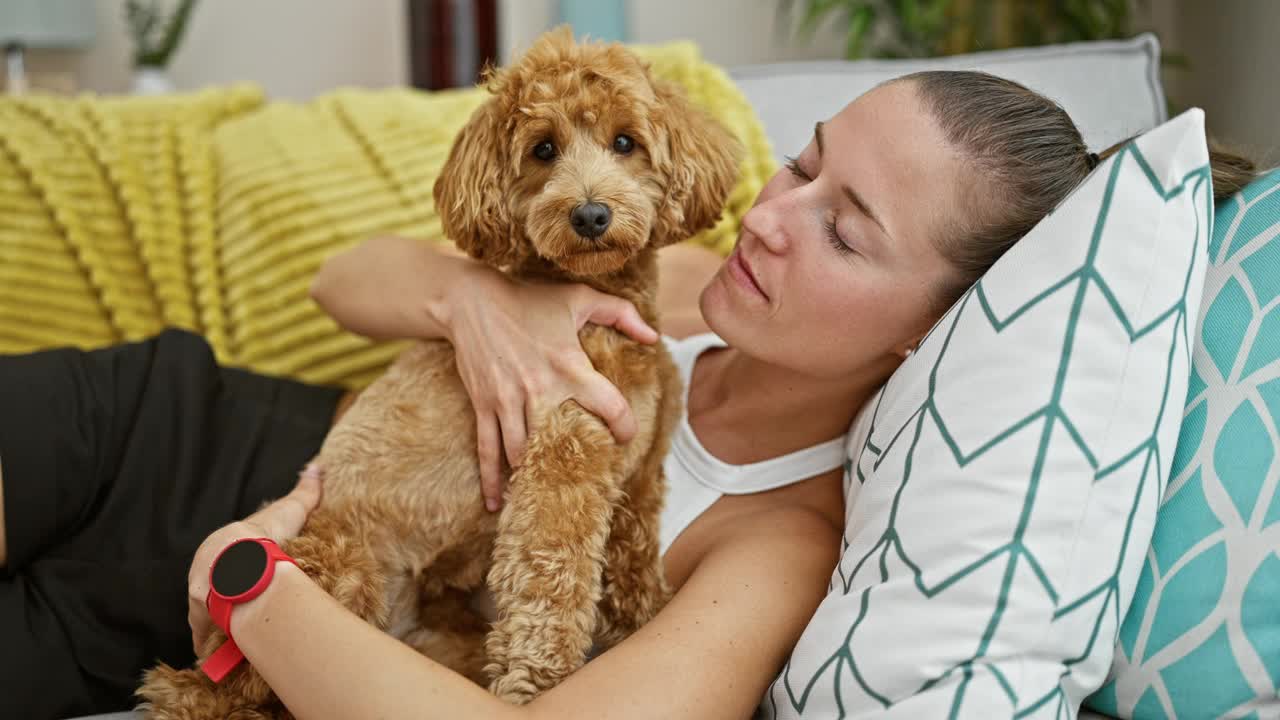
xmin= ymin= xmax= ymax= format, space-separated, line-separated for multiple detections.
xmin=693 ymin=497 xmax=843 ymax=589
xmin=667 ymin=468 xmax=845 ymax=588
xmin=723 ymin=503 xmax=842 ymax=559
xmin=729 ymin=467 xmax=846 ymax=544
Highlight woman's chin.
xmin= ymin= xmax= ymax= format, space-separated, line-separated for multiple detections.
xmin=698 ymin=280 xmax=746 ymax=342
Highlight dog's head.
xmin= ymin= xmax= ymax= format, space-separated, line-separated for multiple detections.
xmin=433 ymin=27 xmax=740 ymax=277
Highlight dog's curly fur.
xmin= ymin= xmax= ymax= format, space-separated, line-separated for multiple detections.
xmin=136 ymin=27 xmax=740 ymax=718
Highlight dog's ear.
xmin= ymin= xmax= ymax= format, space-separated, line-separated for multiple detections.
xmin=651 ymin=84 xmax=742 ymax=246
xmin=433 ymin=99 xmax=523 ymax=267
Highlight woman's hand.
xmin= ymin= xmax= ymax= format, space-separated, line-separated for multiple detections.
xmin=444 ymin=269 xmax=658 ymax=512
xmin=187 ymin=464 xmax=325 ymax=654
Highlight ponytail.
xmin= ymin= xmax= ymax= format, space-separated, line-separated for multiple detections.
xmin=1095 ymin=134 xmax=1258 ymax=203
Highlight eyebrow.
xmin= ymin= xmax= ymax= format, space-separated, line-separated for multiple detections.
xmin=814 ymin=121 xmax=892 ymax=242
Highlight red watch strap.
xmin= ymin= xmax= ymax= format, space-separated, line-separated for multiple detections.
xmin=208 ymin=590 xmax=235 ymax=640
xmin=201 ymin=538 xmax=295 ymax=682
xmin=201 ymin=636 xmax=245 ymax=683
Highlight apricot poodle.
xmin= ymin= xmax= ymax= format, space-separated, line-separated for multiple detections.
xmin=136 ymin=27 xmax=740 ymax=719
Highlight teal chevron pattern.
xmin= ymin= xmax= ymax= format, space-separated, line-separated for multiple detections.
xmin=764 ymin=111 xmax=1211 ymax=720
xmin=1087 ymin=168 xmax=1280 ymax=719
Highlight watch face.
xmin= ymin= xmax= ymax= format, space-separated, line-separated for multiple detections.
xmin=212 ymin=540 xmax=268 ymax=597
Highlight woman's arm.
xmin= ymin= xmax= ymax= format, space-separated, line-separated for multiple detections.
xmin=312 ymin=237 xmax=721 ymax=343
xmin=310 ymin=236 xmax=476 ymax=342
xmin=224 ymin=505 xmax=840 ymax=720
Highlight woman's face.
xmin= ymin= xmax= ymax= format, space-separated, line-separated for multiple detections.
xmin=700 ymin=80 xmax=966 ymax=381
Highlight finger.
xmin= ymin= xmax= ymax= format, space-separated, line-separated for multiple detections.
xmin=475 ymin=411 xmax=503 ymax=512
xmin=190 ymin=600 xmax=212 ymax=654
xmin=497 ymin=403 xmax=528 ymax=473
xmin=191 ymin=621 xmax=208 ymax=654
xmin=575 ymin=371 xmax=637 ymax=443
xmin=580 ymin=293 xmax=658 ymax=344
xmin=292 ymin=463 xmax=325 ymax=510
xmin=252 ymin=464 xmax=324 ymax=541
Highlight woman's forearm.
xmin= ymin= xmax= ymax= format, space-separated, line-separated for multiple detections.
xmin=310 ymin=236 xmax=485 ymax=342
xmin=230 ymin=563 xmax=520 ymax=720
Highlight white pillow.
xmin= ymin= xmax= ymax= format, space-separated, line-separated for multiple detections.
xmin=730 ymin=34 xmax=1166 ymax=163
xmin=763 ymin=109 xmax=1212 ymax=718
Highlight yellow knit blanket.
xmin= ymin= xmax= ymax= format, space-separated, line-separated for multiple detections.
xmin=0 ymin=42 xmax=774 ymax=388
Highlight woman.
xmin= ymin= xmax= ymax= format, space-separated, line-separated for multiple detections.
xmin=0 ymin=71 xmax=1255 ymax=720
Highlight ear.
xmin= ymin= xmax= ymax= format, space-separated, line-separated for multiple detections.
xmin=651 ymin=83 xmax=742 ymax=247
xmin=433 ymin=99 xmax=523 ymax=267
xmin=894 ymin=333 xmax=925 ymax=359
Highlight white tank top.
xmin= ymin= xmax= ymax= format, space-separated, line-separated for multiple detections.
xmin=658 ymin=333 xmax=847 ymax=555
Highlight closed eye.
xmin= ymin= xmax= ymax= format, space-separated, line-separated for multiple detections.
xmin=785 ymin=155 xmax=810 ymax=181
xmin=824 ymin=216 xmax=855 ymax=257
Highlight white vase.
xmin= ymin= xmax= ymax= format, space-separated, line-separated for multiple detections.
xmin=131 ymin=67 xmax=173 ymax=95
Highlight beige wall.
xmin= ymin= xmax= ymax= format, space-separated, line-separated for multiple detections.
xmin=1169 ymin=0 xmax=1280 ymax=166
xmin=25 ymin=0 xmax=844 ymax=97
xmin=27 ymin=0 xmax=407 ymax=99
xmin=499 ymin=0 xmax=847 ymax=66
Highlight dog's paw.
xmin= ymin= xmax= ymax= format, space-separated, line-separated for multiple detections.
xmin=135 ymin=663 xmax=217 ymax=719
xmin=136 ymin=662 xmax=285 ymax=719
xmin=487 ymin=668 xmax=539 ymax=705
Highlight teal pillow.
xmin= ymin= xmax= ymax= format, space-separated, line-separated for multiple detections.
xmin=1087 ymin=168 xmax=1280 ymax=718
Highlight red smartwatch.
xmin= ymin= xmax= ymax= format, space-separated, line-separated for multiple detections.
xmin=201 ymin=537 xmax=296 ymax=682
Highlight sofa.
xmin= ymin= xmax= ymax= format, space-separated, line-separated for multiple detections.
xmin=24 ymin=33 xmax=1275 ymax=720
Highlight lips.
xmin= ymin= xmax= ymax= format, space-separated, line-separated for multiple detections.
xmin=729 ymin=248 xmax=768 ymax=301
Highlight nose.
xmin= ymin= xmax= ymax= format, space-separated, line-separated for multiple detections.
xmin=570 ymin=202 xmax=612 ymax=239
xmin=740 ymin=200 xmax=789 ymax=254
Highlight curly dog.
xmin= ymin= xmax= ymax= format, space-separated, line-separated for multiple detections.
xmin=137 ymin=27 xmax=740 ymax=718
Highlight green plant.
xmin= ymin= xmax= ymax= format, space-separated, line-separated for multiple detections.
xmin=786 ymin=0 xmax=1141 ymax=60
xmin=125 ymin=0 xmax=199 ymax=68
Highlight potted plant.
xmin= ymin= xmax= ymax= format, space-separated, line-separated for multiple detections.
xmin=125 ymin=0 xmax=198 ymax=94
xmin=784 ymin=0 xmax=1143 ymax=60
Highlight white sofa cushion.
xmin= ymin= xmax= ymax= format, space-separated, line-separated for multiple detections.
xmin=729 ymin=34 xmax=1166 ymax=162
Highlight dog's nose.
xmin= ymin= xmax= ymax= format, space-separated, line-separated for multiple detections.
xmin=570 ymin=202 xmax=612 ymax=239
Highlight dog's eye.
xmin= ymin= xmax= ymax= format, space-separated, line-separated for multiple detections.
xmin=612 ymin=134 xmax=635 ymax=155
xmin=533 ymin=141 xmax=557 ymax=162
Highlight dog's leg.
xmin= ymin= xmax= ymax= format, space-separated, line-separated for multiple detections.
xmin=595 ymin=353 xmax=681 ymax=651
xmin=483 ymin=407 xmax=621 ymax=703
xmin=136 ymin=660 xmax=292 ymax=720
xmin=406 ymin=624 xmax=491 ymax=686
xmin=403 ymin=586 xmax=491 ymax=686
xmin=593 ymin=460 xmax=671 ymax=652
xmin=283 ymin=506 xmax=391 ymax=628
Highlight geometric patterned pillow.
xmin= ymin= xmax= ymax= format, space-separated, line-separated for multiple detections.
xmin=763 ymin=109 xmax=1212 ymax=719
xmin=1086 ymin=168 xmax=1280 ymax=719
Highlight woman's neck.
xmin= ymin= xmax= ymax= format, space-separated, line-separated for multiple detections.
xmin=686 ymin=344 xmax=885 ymax=466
